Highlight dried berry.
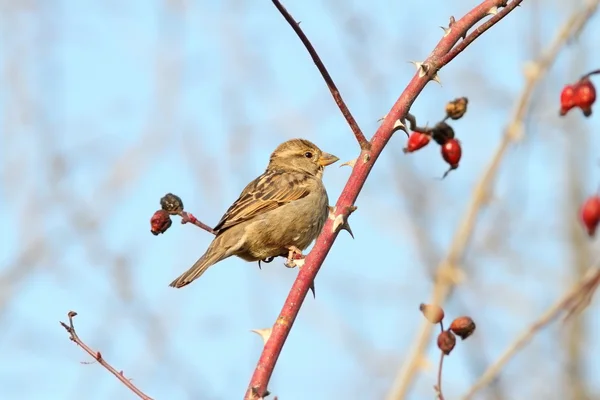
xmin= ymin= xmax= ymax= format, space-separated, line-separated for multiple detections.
xmin=560 ymin=84 xmax=577 ymax=116
xmin=161 ymin=193 xmax=184 ymax=215
xmin=449 ymin=316 xmax=476 ymax=340
xmin=403 ymin=131 xmax=431 ymax=153
xmin=151 ymin=209 xmax=172 ymax=235
xmin=437 ymin=330 xmax=456 ymax=355
xmin=431 ymin=122 xmax=455 ymax=145
xmin=419 ymin=303 xmax=445 ymax=324
xmin=445 ymin=97 xmax=468 ymax=120
xmin=576 ymin=78 xmax=596 ymax=117
xmin=580 ymin=195 xmax=600 ymax=237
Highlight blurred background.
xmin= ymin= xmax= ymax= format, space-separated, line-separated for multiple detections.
xmin=1 ymin=0 xmax=600 ymax=399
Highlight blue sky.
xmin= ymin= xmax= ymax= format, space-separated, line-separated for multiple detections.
xmin=1 ymin=1 xmax=600 ymax=399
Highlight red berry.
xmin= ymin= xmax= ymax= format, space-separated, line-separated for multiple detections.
xmin=150 ymin=209 xmax=172 ymax=235
xmin=576 ymin=78 xmax=596 ymax=117
xmin=581 ymin=195 xmax=600 ymax=237
xmin=560 ymin=84 xmax=577 ymax=116
xmin=441 ymin=138 xmax=462 ymax=168
xmin=403 ymin=131 xmax=431 ymax=153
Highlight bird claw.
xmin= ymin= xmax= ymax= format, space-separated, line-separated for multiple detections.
xmin=257 ymin=256 xmax=275 ymax=269
xmin=285 ymin=246 xmax=304 ymax=268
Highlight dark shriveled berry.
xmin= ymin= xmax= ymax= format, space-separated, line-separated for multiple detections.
xmin=449 ymin=316 xmax=476 ymax=340
xmin=431 ymin=122 xmax=455 ymax=146
xmin=161 ymin=193 xmax=184 ymax=215
xmin=445 ymin=97 xmax=469 ymax=120
xmin=437 ymin=330 xmax=456 ymax=355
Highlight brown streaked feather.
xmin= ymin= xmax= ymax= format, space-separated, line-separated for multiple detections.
xmin=213 ymin=170 xmax=312 ymax=234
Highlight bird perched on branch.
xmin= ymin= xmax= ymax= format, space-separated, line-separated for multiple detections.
xmin=169 ymin=138 xmax=339 ymax=288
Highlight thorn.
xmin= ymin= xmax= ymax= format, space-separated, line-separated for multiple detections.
xmin=328 ymin=206 xmax=336 ymax=220
xmin=392 ymin=118 xmax=409 ymax=136
xmin=309 ymin=281 xmax=316 ymax=298
xmin=340 ymin=158 xmax=356 ymax=168
xmin=440 ymin=26 xmax=451 ymax=37
xmin=332 ymin=214 xmax=345 ymax=234
xmin=432 ymin=72 xmax=442 ymax=85
xmin=331 ymin=206 xmax=357 ymax=239
xmin=410 ymin=61 xmax=426 ymax=77
xmin=487 ymin=6 xmax=498 ymax=16
xmin=251 ymin=328 xmax=272 ymax=345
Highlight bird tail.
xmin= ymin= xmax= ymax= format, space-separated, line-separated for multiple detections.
xmin=169 ymin=239 xmax=229 ymax=288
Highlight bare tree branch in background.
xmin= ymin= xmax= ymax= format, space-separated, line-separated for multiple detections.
xmin=462 ymin=266 xmax=600 ymax=399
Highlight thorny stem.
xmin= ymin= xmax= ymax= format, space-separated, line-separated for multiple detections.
xmin=271 ymin=0 xmax=370 ymax=151
xmin=60 ymin=312 xmax=154 ymax=400
xmin=245 ymin=0 xmax=522 ymax=398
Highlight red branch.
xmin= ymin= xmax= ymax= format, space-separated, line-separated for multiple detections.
xmin=245 ymin=0 xmax=522 ymax=398
xmin=178 ymin=210 xmax=216 ymax=235
xmin=272 ymin=0 xmax=369 ymax=150
xmin=60 ymin=311 xmax=154 ymax=400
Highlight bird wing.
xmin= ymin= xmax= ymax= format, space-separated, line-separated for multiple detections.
xmin=213 ymin=170 xmax=312 ymax=233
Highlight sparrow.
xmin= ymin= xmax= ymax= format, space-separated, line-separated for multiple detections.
xmin=169 ymin=138 xmax=339 ymax=288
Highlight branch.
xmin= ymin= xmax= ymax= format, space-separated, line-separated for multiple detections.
xmin=178 ymin=210 xmax=216 ymax=235
xmin=245 ymin=1 xmax=522 ymax=398
xmin=59 ymin=311 xmax=154 ymax=400
xmin=272 ymin=0 xmax=370 ymax=150
xmin=386 ymin=1 xmax=600 ymax=398
xmin=462 ymin=267 xmax=600 ymax=399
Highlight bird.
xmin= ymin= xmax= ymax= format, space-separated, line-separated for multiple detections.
xmin=169 ymin=138 xmax=339 ymax=288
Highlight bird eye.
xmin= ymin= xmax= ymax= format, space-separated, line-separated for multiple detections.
xmin=304 ymin=151 xmax=313 ymax=158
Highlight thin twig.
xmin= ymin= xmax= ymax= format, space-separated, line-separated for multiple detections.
xmin=435 ymin=321 xmax=446 ymax=400
xmin=436 ymin=351 xmax=446 ymax=400
xmin=385 ymin=2 xmax=600 ymax=398
xmin=271 ymin=0 xmax=370 ymax=150
xmin=178 ymin=210 xmax=216 ymax=235
xmin=462 ymin=267 xmax=600 ymax=399
xmin=59 ymin=311 xmax=154 ymax=400
xmin=245 ymin=1 xmax=523 ymax=398
xmin=582 ymin=68 xmax=600 ymax=79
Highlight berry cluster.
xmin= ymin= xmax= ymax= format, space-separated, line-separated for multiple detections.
xmin=419 ymin=303 xmax=475 ymax=397
xmin=568 ymin=70 xmax=600 ymax=237
xmin=402 ymin=97 xmax=467 ymax=178
xmin=560 ymin=75 xmax=597 ymax=117
xmin=419 ymin=303 xmax=476 ymax=354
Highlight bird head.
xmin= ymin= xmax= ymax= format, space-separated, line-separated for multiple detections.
xmin=268 ymin=138 xmax=339 ymax=177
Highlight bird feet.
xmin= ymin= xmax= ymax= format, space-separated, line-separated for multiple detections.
xmin=284 ymin=246 xmax=305 ymax=268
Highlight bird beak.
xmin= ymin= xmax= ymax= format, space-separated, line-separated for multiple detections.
xmin=318 ymin=152 xmax=339 ymax=167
